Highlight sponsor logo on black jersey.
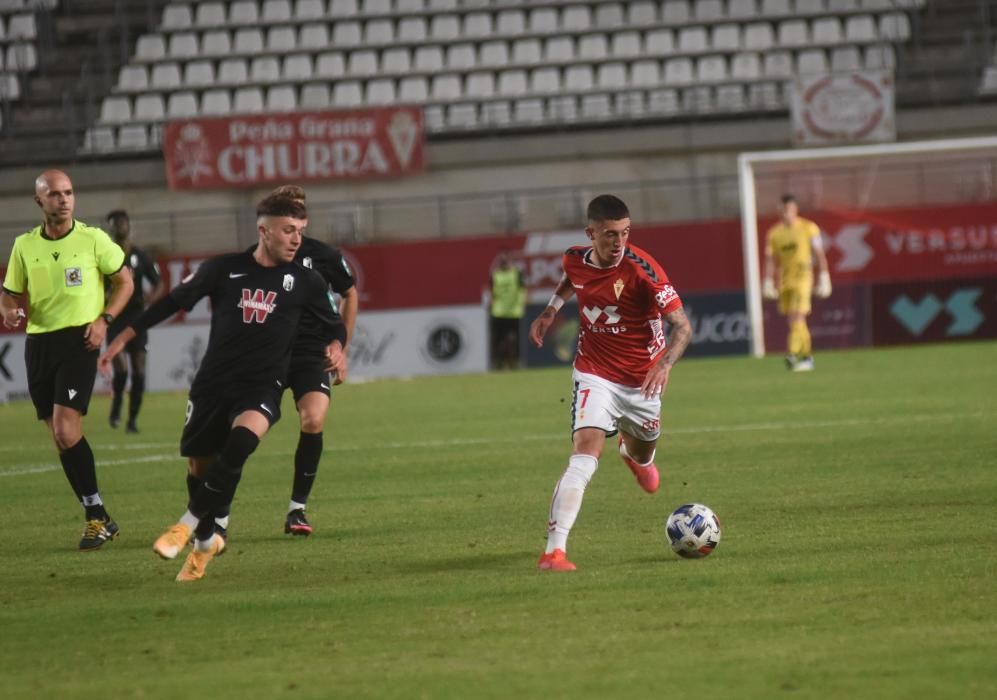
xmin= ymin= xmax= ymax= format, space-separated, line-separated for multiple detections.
xmin=238 ymin=289 xmax=278 ymax=323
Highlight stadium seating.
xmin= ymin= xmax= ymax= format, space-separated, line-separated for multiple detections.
xmin=81 ymin=0 xmax=925 ymax=152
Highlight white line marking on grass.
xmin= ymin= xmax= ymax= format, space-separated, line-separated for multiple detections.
xmin=0 ymin=411 xmax=987 ymax=477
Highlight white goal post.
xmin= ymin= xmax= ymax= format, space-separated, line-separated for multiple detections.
xmin=737 ymin=135 xmax=997 ymax=357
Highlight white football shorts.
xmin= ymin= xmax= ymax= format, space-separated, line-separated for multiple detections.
xmin=570 ymin=369 xmax=662 ymax=442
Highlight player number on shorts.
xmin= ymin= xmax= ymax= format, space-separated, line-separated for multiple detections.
xmin=578 ymin=388 xmax=591 ymax=408
xmin=185 ymin=400 xmax=194 ymax=426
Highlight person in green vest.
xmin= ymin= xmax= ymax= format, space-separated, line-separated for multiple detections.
xmin=489 ymin=251 xmax=527 ymax=370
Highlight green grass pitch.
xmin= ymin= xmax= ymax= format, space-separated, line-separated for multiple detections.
xmin=1 ymin=341 xmax=995 ymax=699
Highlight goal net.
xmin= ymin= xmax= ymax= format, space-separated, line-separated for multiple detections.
xmin=738 ymin=136 xmax=997 ymax=357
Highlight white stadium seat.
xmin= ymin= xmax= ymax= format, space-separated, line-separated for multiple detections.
xmin=195 ymin=2 xmax=226 ymax=27
xmin=201 ymin=88 xmax=232 ymax=115
xmin=161 ymin=5 xmax=192 ymax=30
xmin=366 ymin=79 xmax=396 ymax=105
xmin=299 ymin=24 xmax=328 ymax=49
xmin=662 ymin=1 xmax=691 ymax=25
xmin=219 ymin=58 xmax=249 ymax=84
xmin=347 ymin=50 xmax=378 ymax=76
xmin=234 ymin=86 xmax=265 ymax=113
xmin=267 ymin=84 xmax=298 ymax=111
xmin=316 ymin=52 xmax=346 ymax=77
xmin=267 ymin=26 xmax=297 ymax=52
xmin=251 ymin=56 xmax=281 ymax=83
xmin=631 ymin=59 xmax=661 ymax=87
xmin=845 ymin=15 xmax=877 ymax=42
xmin=731 ymin=52 xmax=762 ymax=80
xmin=664 ymin=57 xmax=694 ymax=85
xmin=300 ymin=83 xmax=331 ymax=108
xmin=399 ymin=76 xmax=428 ymax=102
xmin=151 ymin=62 xmax=182 ymax=89
xmin=234 ymin=28 xmax=264 ymax=53
xmin=118 ymin=65 xmax=149 ymax=91
xmin=382 ymin=48 xmax=410 ymax=73
xmin=229 ymin=1 xmax=259 ymax=24
xmin=184 ymin=60 xmax=215 ymax=87
xmin=284 ymin=54 xmax=313 ymax=80
xmin=262 ymin=0 xmax=292 ymax=23
xmin=100 ymin=96 xmax=132 ymax=124
xmin=295 ymin=0 xmax=325 ymax=20
xmin=135 ymin=35 xmax=166 ymax=61
xmin=480 ymin=42 xmax=509 ymax=67
xmin=168 ymin=91 xmax=199 ymax=117
xmin=117 ymin=125 xmax=149 ymax=150
xmin=333 ymin=80 xmax=363 ymax=106
xmin=201 ymin=30 xmax=231 ymax=56
xmin=134 ymin=94 xmax=165 ymax=121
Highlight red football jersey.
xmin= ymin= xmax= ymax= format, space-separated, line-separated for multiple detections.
xmin=564 ymin=244 xmax=682 ymax=387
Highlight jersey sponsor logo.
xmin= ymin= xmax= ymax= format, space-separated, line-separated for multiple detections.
xmin=65 ymin=268 xmax=82 ymax=287
xmin=655 ymin=285 xmax=678 ymax=309
xmin=582 ymin=305 xmax=621 ymax=325
xmin=228 ymin=272 xmax=248 ymax=278
xmin=283 ymin=274 xmax=295 ymax=291
xmin=238 ymin=289 xmax=278 ymax=323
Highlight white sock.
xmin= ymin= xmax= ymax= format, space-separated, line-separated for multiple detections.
xmin=179 ymin=510 xmax=199 ymax=530
xmin=81 ymin=493 xmax=103 ymax=507
xmin=545 ymin=454 xmax=599 ymax=554
xmin=214 ymin=515 xmax=230 ymax=530
xmin=194 ymin=536 xmax=215 ymax=552
xmin=289 ymin=500 xmax=306 ymax=513
xmin=619 ymin=439 xmax=655 ymax=467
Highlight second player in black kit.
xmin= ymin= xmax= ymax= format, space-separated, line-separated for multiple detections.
xmin=105 ymin=210 xmax=163 ymax=433
xmin=101 ymin=196 xmax=347 ymax=581
xmin=283 ymin=234 xmax=356 ymax=533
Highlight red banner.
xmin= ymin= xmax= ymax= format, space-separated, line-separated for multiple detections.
xmin=162 ymin=106 xmax=424 ymax=191
xmin=759 ymin=201 xmax=997 ymax=284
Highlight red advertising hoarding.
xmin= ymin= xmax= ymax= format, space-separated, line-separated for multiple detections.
xmin=759 ymin=201 xmax=997 ymax=284
xmin=162 ymin=106 xmax=424 ymax=191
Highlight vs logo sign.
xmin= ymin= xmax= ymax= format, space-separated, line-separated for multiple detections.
xmin=889 ymin=289 xmax=983 ymax=337
xmin=582 ymin=305 xmax=620 ymax=324
xmin=823 ymin=224 xmax=873 ymax=272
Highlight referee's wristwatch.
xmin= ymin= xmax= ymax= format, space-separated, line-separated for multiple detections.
xmin=99 ymin=312 xmax=114 ymax=325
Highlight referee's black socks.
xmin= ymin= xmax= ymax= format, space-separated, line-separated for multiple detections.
xmin=61 ymin=437 xmax=108 ymax=520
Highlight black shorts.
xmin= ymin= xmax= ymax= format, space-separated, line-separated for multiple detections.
xmin=286 ymin=352 xmax=333 ymax=402
xmin=107 ymin=319 xmax=148 ymax=354
xmin=180 ymin=381 xmax=283 ymax=457
xmin=24 ymin=325 xmax=98 ymax=420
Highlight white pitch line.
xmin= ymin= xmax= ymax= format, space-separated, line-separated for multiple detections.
xmin=0 ymin=411 xmax=987 ymax=478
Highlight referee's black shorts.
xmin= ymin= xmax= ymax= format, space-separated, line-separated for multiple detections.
xmin=24 ymin=325 xmax=98 ymax=420
xmin=180 ymin=381 xmax=284 ymax=458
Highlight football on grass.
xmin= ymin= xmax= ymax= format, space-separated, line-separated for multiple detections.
xmin=665 ymin=503 xmax=721 ymax=558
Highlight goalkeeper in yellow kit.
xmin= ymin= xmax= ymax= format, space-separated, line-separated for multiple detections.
xmin=762 ymin=194 xmax=831 ymax=372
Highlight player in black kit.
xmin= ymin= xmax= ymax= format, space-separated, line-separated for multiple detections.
xmin=104 ymin=210 xmax=164 ymax=433
xmin=100 ymin=195 xmax=348 ymax=582
xmin=269 ymin=185 xmax=358 ymax=536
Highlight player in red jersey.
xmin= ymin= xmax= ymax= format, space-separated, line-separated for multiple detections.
xmin=529 ymin=195 xmax=692 ymax=571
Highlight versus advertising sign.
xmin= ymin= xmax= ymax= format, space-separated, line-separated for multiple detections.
xmin=162 ymin=106 xmax=424 ymax=190
xmin=759 ymin=202 xmax=997 ymax=285
xmin=872 ymin=277 xmax=997 ymax=346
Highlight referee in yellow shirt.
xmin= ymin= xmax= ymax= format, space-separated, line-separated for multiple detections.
xmin=1 ymin=170 xmax=134 ymax=550
xmin=762 ymin=194 xmax=832 ymax=372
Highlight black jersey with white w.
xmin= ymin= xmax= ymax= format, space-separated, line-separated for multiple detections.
xmin=169 ymin=251 xmax=344 ymax=392
xmin=115 ymin=246 xmax=161 ymax=320
xmin=293 ymin=236 xmax=355 ymax=355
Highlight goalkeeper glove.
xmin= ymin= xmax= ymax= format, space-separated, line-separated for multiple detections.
xmin=815 ymin=271 xmax=832 ymax=299
xmin=762 ymin=277 xmax=778 ymax=300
